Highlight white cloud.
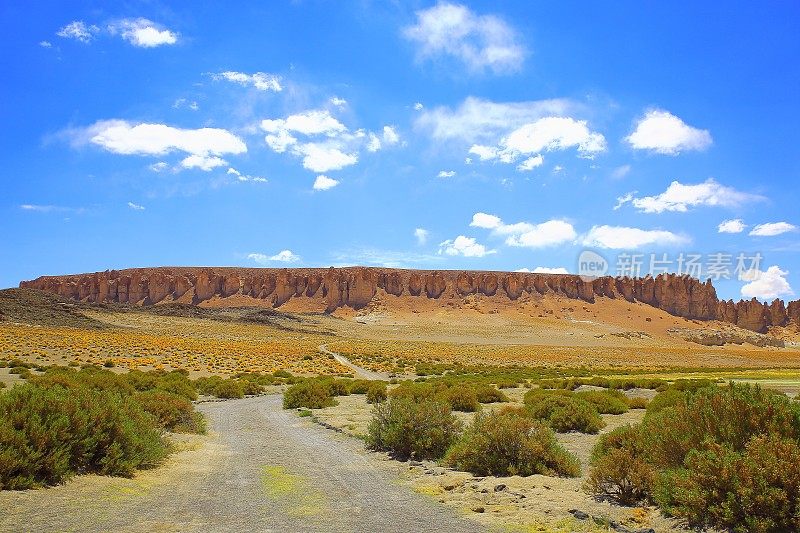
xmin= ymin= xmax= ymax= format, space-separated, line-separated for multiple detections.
xmin=468 ymin=144 xmax=498 ymax=161
xmin=213 ymin=71 xmax=282 ymax=92
xmin=366 ymin=132 xmax=382 ymax=152
xmin=149 ymin=161 xmax=169 ymax=172
xmin=248 ymin=250 xmax=301 ymax=264
xmin=516 ymin=154 xmax=543 ymax=171
xmin=416 ymin=96 xmax=573 ymax=143
xmin=108 ymin=18 xmax=178 ymax=47
xmin=227 ymin=168 xmax=267 ymax=183
xmin=470 ymin=212 xmax=576 ymax=248
xmin=615 ymin=179 xmax=763 ymax=213
xmin=413 ymin=102 xmax=424 ymax=111
xmin=20 ymin=204 xmax=85 ymax=214
xmin=181 ymin=154 xmax=227 ymax=171
xmin=173 ymin=98 xmax=199 ymax=111
xmin=383 ymin=125 xmax=400 ymax=145
xmin=437 ymin=170 xmax=456 ymax=178
xmin=295 ymin=143 xmax=358 ymax=173
xmin=749 ymin=222 xmax=798 ymax=237
xmin=740 ymin=266 xmax=794 ymax=300
xmin=611 ymin=164 xmax=631 ymax=179
xmin=403 ymin=2 xmax=525 ymax=74
xmin=414 ymin=228 xmax=429 ymax=245
xmin=438 ymin=235 xmax=495 ymax=257
xmin=127 ymin=202 xmax=145 ymax=211
xmin=56 ymin=21 xmax=99 ymax=43
xmin=312 ymin=174 xmax=339 ymax=191
xmin=583 ymin=225 xmax=689 ymax=249
xmin=626 ymin=109 xmax=712 ymax=155
xmin=330 ymin=97 xmax=347 ymax=107
xmin=39 ymin=40 xmax=52 ymax=48
xmin=532 ymin=266 xmax=570 ymax=274
xmin=262 ymin=110 xmax=346 ymax=136
xmin=498 ymin=117 xmax=606 ymax=160
xmin=718 ymin=219 xmax=746 ymax=234
xmin=83 ymin=121 xmax=247 ymax=167
xmin=332 ymin=248 xmax=443 ymax=268
xmin=470 ymin=212 xmax=503 ymax=229
xmin=505 ymin=220 xmax=577 ymax=248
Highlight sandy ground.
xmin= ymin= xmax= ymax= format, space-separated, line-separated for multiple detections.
xmin=0 ymin=395 xmax=486 ymax=533
xmin=310 ymin=388 xmax=682 ymax=532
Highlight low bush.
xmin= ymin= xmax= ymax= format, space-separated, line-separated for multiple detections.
xmin=442 ymin=386 xmax=480 ymax=412
xmin=654 ymin=436 xmax=800 ymax=533
xmin=627 ymin=396 xmax=649 ymax=409
xmin=586 ymin=384 xmax=800 ymax=532
xmin=283 ymin=380 xmax=336 ymax=409
xmin=0 ymin=383 xmax=167 ymax=490
xmin=365 ymin=381 xmax=387 ymax=404
xmin=135 ymin=390 xmax=206 ymax=434
xmin=348 ymin=379 xmax=372 ymax=395
xmin=586 ymin=425 xmax=654 ymax=505
xmin=574 ymin=389 xmax=629 ymax=414
xmin=366 ymin=397 xmax=461 ymax=460
xmin=195 ymin=376 xmax=245 ymax=399
xmin=444 ymin=411 xmax=580 ymax=477
xmin=473 ymin=383 xmax=509 ymax=404
xmin=526 ymin=393 xmax=605 ymax=434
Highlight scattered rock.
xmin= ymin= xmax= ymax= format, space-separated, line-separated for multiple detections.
xmin=493 ymin=484 xmax=507 ymax=492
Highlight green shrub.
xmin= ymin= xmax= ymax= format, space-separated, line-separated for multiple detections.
xmin=283 ymin=381 xmax=336 ymax=409
xmin=585 ymin=384 xmax=800 ymax=531
xmin=586 ymin=425 xmax=654 ymax=505
xmin=527 ymin=394 xmax=605 ymax=434
xmin=8 ymin=366 xmax=32 ymax=379
xmin=627 ymin=396 xmax=649 ymax=409
xmin=645 ymin=388 xmax=686 ymax=415
xmin=389 ymin=381 xmax=439 ymax=402
xmin=654 ymin=436 xmax=800 ymax=533
xmin=473 ymin=383 xmax=509 ymax=404
xmin=0 ymin=384 xmax=167 ymax=490
xmin=195 ymin=376 xmax=245 ymax=399
xmin=443 ymin=386 xmax=480 ymax=412
xmin=366 ymin=397 xmax=461 ymax=460
xmin=348 ymin=379 xmax=372 ymax=395
xmin=574 ymin=389 xmax=629 ymax=414
xmin=135 ymin=390 xmax=205 ymax=434
xmin=444 ymin=411 xmax=580 ymax=477
xmin=366 ymin=382 xmax=387 ymax=404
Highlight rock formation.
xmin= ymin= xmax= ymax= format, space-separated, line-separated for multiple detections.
xmin=19 ymin=267 xmax=800 ymax=334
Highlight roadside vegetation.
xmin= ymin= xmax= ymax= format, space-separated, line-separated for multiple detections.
xmin=586 ymin=383 xmax=800 ymax=532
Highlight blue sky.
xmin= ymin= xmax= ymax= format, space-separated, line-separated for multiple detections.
xmin=1 ymin=1 xmax=798 ymax=302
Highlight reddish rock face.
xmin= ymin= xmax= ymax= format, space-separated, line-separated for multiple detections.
xmin=18 ymin=267 xmax=799 ymax=334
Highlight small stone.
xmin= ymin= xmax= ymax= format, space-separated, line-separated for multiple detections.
xmin=471 ymin=506 xmax=485 ymax=513
xmin=493 ymin=484 xmax=507 ymax=492
xmin=569 ymin=509 xmax=590 ymax=520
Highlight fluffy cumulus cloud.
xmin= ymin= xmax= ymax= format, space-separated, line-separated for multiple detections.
xmin=437 ymin=170 xmax=456 ymax=178
xmin=416 ymin=97 xmax=603 ymax=168
xmin=248 ymin=250 xmax=301 ymax=264
xmin=402 ymin=2 xmax=525 ymax=74
xmin=532 ymin=267 xmax=570 ymax=274
xmin=261 ymin=109 xmax=397 ymax=173
xmin=740 ymin=266 xmax=794 ymax=300
xmin=56 ymin=21 xmax=99 ymax=43
xmin=582 ymin=225 xmax=689 ymax=249
xmin=414 ymin=228 xmax=429 ymax=245
xmin=718 ymin=219 xmax=746 ymax=234
xmin=416 ymin=96 xmax=573 ymax=143
xmin=749 ymin=222 xmax=798 ymax=237
xmin=438 ymin=235 xmax=495 ymax=257
xmin=312 ymin=174 xmax=339 ymax=191
xmin=470 ymin=212 xmax=576 ymax=248
xmin=57 ymin=19 xmax=178 ymax=47
xmin=615 ymin=179 xmax=763 ymax=213
xmin=107 ymin=18 xmax=178 ymax=47
xmin=212 ymin=71 xmax=282 ymax=92
xmin=80 ymin=120 xmax=246 ymax=171
xmin=626 ymin=109 xmax=712 ymax=155
xmin=127 ymin=202 xmax=145 ymax=211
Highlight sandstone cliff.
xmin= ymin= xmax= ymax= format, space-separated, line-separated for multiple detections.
xmin=19 ymin=267 xmax=800 ymax=334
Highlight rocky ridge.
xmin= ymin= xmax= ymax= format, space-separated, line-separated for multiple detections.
xmin=20 ymin=267 xmax=800 ymax=334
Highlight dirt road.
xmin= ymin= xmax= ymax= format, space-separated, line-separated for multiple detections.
xmin=319 ymin=344 xmax=389 ymax=381
xmin=0 ymin=395 xmax=483 ymax=532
